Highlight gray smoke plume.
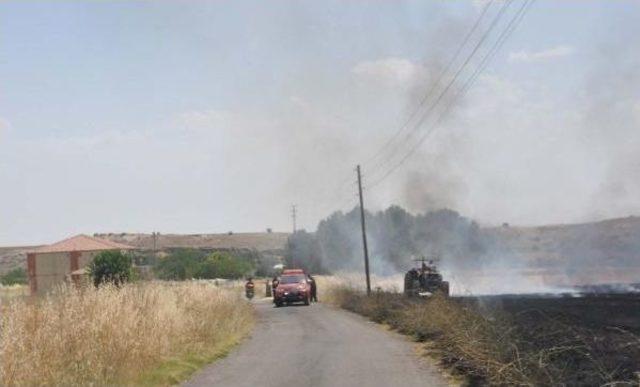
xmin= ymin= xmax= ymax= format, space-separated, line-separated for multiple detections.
xmin=584 ymin=23 xmax=640 ymax=220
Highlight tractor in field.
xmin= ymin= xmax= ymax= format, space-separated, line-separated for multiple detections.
xmin=404 ymin=257 xmax=450 ymax=297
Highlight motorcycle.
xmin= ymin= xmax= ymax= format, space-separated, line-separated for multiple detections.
xmin=245 ymin=282 xmax=255 ymax=300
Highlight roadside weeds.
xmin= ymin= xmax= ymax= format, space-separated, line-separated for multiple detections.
xmin=0 ymin=281 xmax=254 ymax=386
xmin=323 ymin=285 xmax=640 ymax=386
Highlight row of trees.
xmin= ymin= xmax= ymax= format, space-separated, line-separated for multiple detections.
xmin=0 ymin=267 xmax=27 ymax=285
xmin=13 ymin=205 xmax=483 ymax=288
xmin=86 ymin=248 xmax=265 ymax=287
xmin=153 ymin=249 xmax=257 ymax=280
xmin=27 ymin=205 xmax=484 ymax=287
xmin=285 ymin=206 xmax=486 ymax=274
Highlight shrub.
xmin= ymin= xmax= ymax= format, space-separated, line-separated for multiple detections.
xmin=154 ymin=249 xmax=254 ymax=280
xmin=88 ymin=250 xmax=133 ymax=287
xmin=284 ymin=230 xmax=327 ymax=274
xmin=0 ymin=268 xmax=27 ymax=286
xmin=154 ymin=249 xmax=205 ymax=280
xmin=198 ymin=252 xmax=253 ymax=279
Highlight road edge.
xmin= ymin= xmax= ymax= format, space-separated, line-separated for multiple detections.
xmin=321 ymin=302 xmax=462 ymax=386
xmin=136 ymin=303 xmax=257 ymax=386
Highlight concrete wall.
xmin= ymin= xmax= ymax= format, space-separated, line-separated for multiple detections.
xmin=28 ymin=250 xmax=101 ymax=294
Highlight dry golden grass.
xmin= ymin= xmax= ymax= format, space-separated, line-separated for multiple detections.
xmin=323 ymin=285 xmax=541 ymax=384
xmin=0 ymin=284 xmax=28 ymax=302
xmin=321 ymin=277 xmax=640 ymax=386
xmin=0 ymin=281 xmax=253 ymax=386
xmin=315 ymin=273 xmax=403 ymax=302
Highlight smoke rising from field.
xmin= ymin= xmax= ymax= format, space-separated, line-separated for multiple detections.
xmin=280 ymin=4 xmax=640 ymax=295
xmin=2 ymin=1 xmax=639 ymax=259
xmin=277 ymin=4 xmax=478 ymax=226
xmin=294 ymin=203 xmax=640 ymax=295
xmin=583 ymin=25 xmax=640 ymax=220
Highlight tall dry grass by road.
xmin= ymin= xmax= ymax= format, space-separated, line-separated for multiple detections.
xmin=0 ymin=281 xmax=253 ymax=386
xmin=320 ymin=276 xmax=640 ymax=386
xmin=0 ymin=284 xmax=28 ymax=301
xmin=315 ymin=273 xmax=404 ymax=299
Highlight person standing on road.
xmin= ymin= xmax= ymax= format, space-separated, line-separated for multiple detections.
xmin=307 ymin=274 xmax=317 ymax=302
xmin=271 ymin=276 xmax=279 ymax=302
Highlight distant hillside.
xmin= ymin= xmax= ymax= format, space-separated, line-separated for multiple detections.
xmin=0 ymin=245 xmax=43 ymax=274
xmin=0 ymin=232 xmax=289 ymax=274
xmin=2 ymin=217 xmax=639 ymax=286
xmin=94 ymin=232 xmax=289 ymax=252
xmin=484 ymin=216 xmax=640 ymax=266
xmin=476 ymin=216 xmax=640 ymax=287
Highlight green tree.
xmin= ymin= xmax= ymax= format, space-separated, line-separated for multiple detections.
xmin=199 ymin=252 xmax=253 ymax=279
xmin=306 ymin=205 xmax=487 ymax=274
xmin=0 ymin=267 xmax=27 ymax=285
xmin=154 ymin=249 xmax=254 ymax=280
xmin=88 ymin=250 xmax=133 ymax=287
xmin=154 ymin=249 xmax=204 ymax=280
xmin=284 ymin=230 xmax=326 ymax=274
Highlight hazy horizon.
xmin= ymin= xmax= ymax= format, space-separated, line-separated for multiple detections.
xmin=2 ymin=1 xmax=639 ymax=245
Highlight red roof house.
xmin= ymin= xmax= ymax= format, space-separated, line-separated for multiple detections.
xmin=27 ymin=234 xmax=134 ymax=294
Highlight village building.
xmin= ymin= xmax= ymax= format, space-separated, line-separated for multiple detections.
xmin=27 ymin=234 xmax=133 ymax=294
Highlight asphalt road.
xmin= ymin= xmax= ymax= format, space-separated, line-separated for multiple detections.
xmin=184 ymin=299 xmax=447 ymax=387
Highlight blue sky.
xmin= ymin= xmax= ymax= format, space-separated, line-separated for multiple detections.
xmin=1 ymin=1 xmax=639 ymax=245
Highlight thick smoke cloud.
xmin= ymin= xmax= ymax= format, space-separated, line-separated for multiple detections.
xmin=2 ymin=2 xmax=639 ymax=250
xmin=363 ymin=6 xmax=640 ymax=228
xmin=584 ymin=24 xmax=640 ymax=219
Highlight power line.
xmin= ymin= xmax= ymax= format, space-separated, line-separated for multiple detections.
xmin=365 ymin=0 xmax=515 ymax=179
xmin=337 ymin=194 xmax=359 ymax=213
xmin=313 ymin=1 xmax=501 ymax=218
xmin=366 ymin=0 xmax=534 ymax=190
xmin=459 ymin=0 xmax=536 ymax=97
xmin=313 ymin=0 xmax=533 ymax=219
xmin=304 ymin=161 xmax=362 ymax=218
xmin=362 ymin=0 xmax=495 ymax=168
xmin=291 ymin=204 xmax=297 ymax=233
xmin=312 ymin=172 xmax=360 ymax=218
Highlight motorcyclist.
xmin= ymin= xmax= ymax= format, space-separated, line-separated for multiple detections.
xmin=245 ymin=277 xmax=255 ymax=299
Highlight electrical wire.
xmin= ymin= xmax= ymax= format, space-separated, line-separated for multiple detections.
xmin=362 ymin=0 xmax=495 ymax=168
xmin=365 ymin=0 xmax=514 ymax=178
xmin=315 ymin=0 xmax=534 ymax=216
xmin=366 ymin=0 xmax=535 ymax=190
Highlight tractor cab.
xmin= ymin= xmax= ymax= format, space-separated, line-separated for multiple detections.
xmin=404 ymin=256 xmax=450 ymax=297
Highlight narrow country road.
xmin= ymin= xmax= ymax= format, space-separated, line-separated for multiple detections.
xmin=184 ymin=299 xmax=448 ymax=387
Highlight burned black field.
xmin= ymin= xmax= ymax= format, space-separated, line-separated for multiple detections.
xmin=332 ymin=286 xmax=640 ymax=385
xmin=460 ymin=292 xmax=640 ymax=333
xmin=456 ymin=292 xmax=640 ymax=385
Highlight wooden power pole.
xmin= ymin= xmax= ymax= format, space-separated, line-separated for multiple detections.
xmin=291 ymin=205 xmax=297 ymax=234
xmin=152 ymin=231 xmax=158 ymax=252
xmin=357 ymin=165 xmax=371 ymax=295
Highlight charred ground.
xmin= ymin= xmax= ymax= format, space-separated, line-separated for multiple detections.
xmin=464 ymin=293 xmax=640 ymax=383
xmin=331 ymin=288 xmax=640 ymax=386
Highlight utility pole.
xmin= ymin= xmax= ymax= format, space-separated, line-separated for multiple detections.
xmin=357 ymin=165 xmax=371 ymax=296
xmin=152 ymin=231 xmax=157 ymax=252
xmin=290 ymin=205 xmax=298 ymax=269
xmin=291 ymin=205 xmax=297 ymax=234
